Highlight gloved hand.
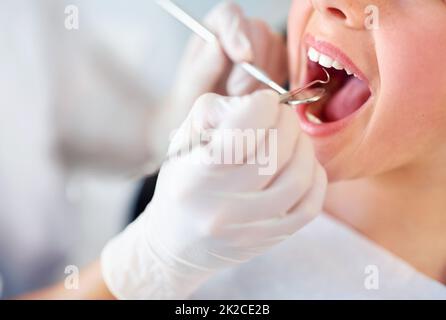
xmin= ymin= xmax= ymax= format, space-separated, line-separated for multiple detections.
xmin=152 ymin=2 xmax=288 ymax=165
xmin=172 ymin=1 xmax=288 ymax=101
xmin=101 ymin=90 xmax=327 ymax=299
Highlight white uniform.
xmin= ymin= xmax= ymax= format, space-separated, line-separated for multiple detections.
xmin=192 ymin=214 xmax=446 ymax=300
xmin=0 ymin=0 xmax=291 ymax=298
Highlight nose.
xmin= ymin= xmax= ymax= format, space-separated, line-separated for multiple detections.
xmin=310 ymin=0 xmax=368 ymax=29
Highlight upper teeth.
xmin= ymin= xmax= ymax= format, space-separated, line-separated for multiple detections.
xmin=308 ymin=47 xmax=355 ymax=77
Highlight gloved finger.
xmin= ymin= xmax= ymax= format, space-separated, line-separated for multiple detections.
xmin=172 ymin=1 xmax=250 ymax=102
xmin=226 ymin=19 xmax=271 ymax=96
xmin=217 ymin=90 xmax=281 ymax=131
xmin=226 ymin=64 xmax=260 ymax=97
xmin=204 ymin=1 xmax=253 ymax=63
xmin=167 ymin=93 xmax=230 ymax=159
xmin=196 ymin=104 xmax=301 ymax=193
xmin=221 ymin=161 xmax=326 ymax=247
xmin=183 ymin=90 xmax=279 ymax=157
xmin=230 ymin=20 xmax=288 ymax=97
xmin=213 ymin=133 xmax=317 ymax=231
xmin=166 ymin=110 xmax=195 ymax=159
xmin=266 ymin=162 xmax=327 ymax=238
xmin=227 ymin=19 xmax=288 ymax=97
xmin=193 ymin=90 xmax=283 ymax=176
xmin=173 ymin=36 xmax=230 ymax=102
xmin=276 ymin=162 xmax=327 ymax=233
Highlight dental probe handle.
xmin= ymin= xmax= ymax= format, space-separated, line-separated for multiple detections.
xmin=239 ymin=62 xmax=288 ymax=95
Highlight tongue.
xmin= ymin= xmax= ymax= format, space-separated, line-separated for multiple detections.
xmin=323 ymin=77 xmax=371 ymax=122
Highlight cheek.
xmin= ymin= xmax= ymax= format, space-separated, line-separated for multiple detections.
xmin=375 ymin=12 xmax=446 ymax=150
xmin=359 ymin=7 xmax=446 ymax=174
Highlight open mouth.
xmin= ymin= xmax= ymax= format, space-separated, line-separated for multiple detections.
xmin=302 ymin=41 xmax=372 ymax=125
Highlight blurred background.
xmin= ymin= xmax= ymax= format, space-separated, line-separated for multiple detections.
xmin=0 ymin=0 xmax=291 ymax=298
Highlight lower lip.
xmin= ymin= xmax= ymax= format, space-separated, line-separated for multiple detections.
xmin=296 ymin=99 xmax=371 ymax=137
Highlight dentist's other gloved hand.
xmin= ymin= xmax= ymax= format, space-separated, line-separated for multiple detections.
xmin=155 ymin=2 xmax=288 ymax=159
xmin=101 ymin=90 xmax=327 ymax=299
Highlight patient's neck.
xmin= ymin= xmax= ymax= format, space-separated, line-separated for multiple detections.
xmin=325 ymin=162 xmax=446 ymax=284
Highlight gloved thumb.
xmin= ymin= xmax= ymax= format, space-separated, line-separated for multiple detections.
xmin=167 ymin=90 xmax=281 ymax=159
xmin=166 ymin=93 xmax=233 ymax=159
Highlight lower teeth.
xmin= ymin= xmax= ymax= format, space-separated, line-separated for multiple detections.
xmin=306 ymin=112 xmax=322 ymax=124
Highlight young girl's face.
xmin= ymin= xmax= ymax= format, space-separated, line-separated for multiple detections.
xmin=288 ymin=0 xmax=446 ymax=181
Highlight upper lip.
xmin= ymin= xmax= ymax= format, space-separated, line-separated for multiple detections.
xmin=304 ymin=34 xmax=369 ymax=85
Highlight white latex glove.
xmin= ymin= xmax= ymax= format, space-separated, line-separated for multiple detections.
xmin=154 ymin=2 xmax=288 ymax=163
xmin=101 ymin=90 xmax=327 ymax=300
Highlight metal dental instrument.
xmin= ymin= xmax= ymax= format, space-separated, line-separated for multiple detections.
xmin=156 ymin=0 xmax=330 ymax=106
